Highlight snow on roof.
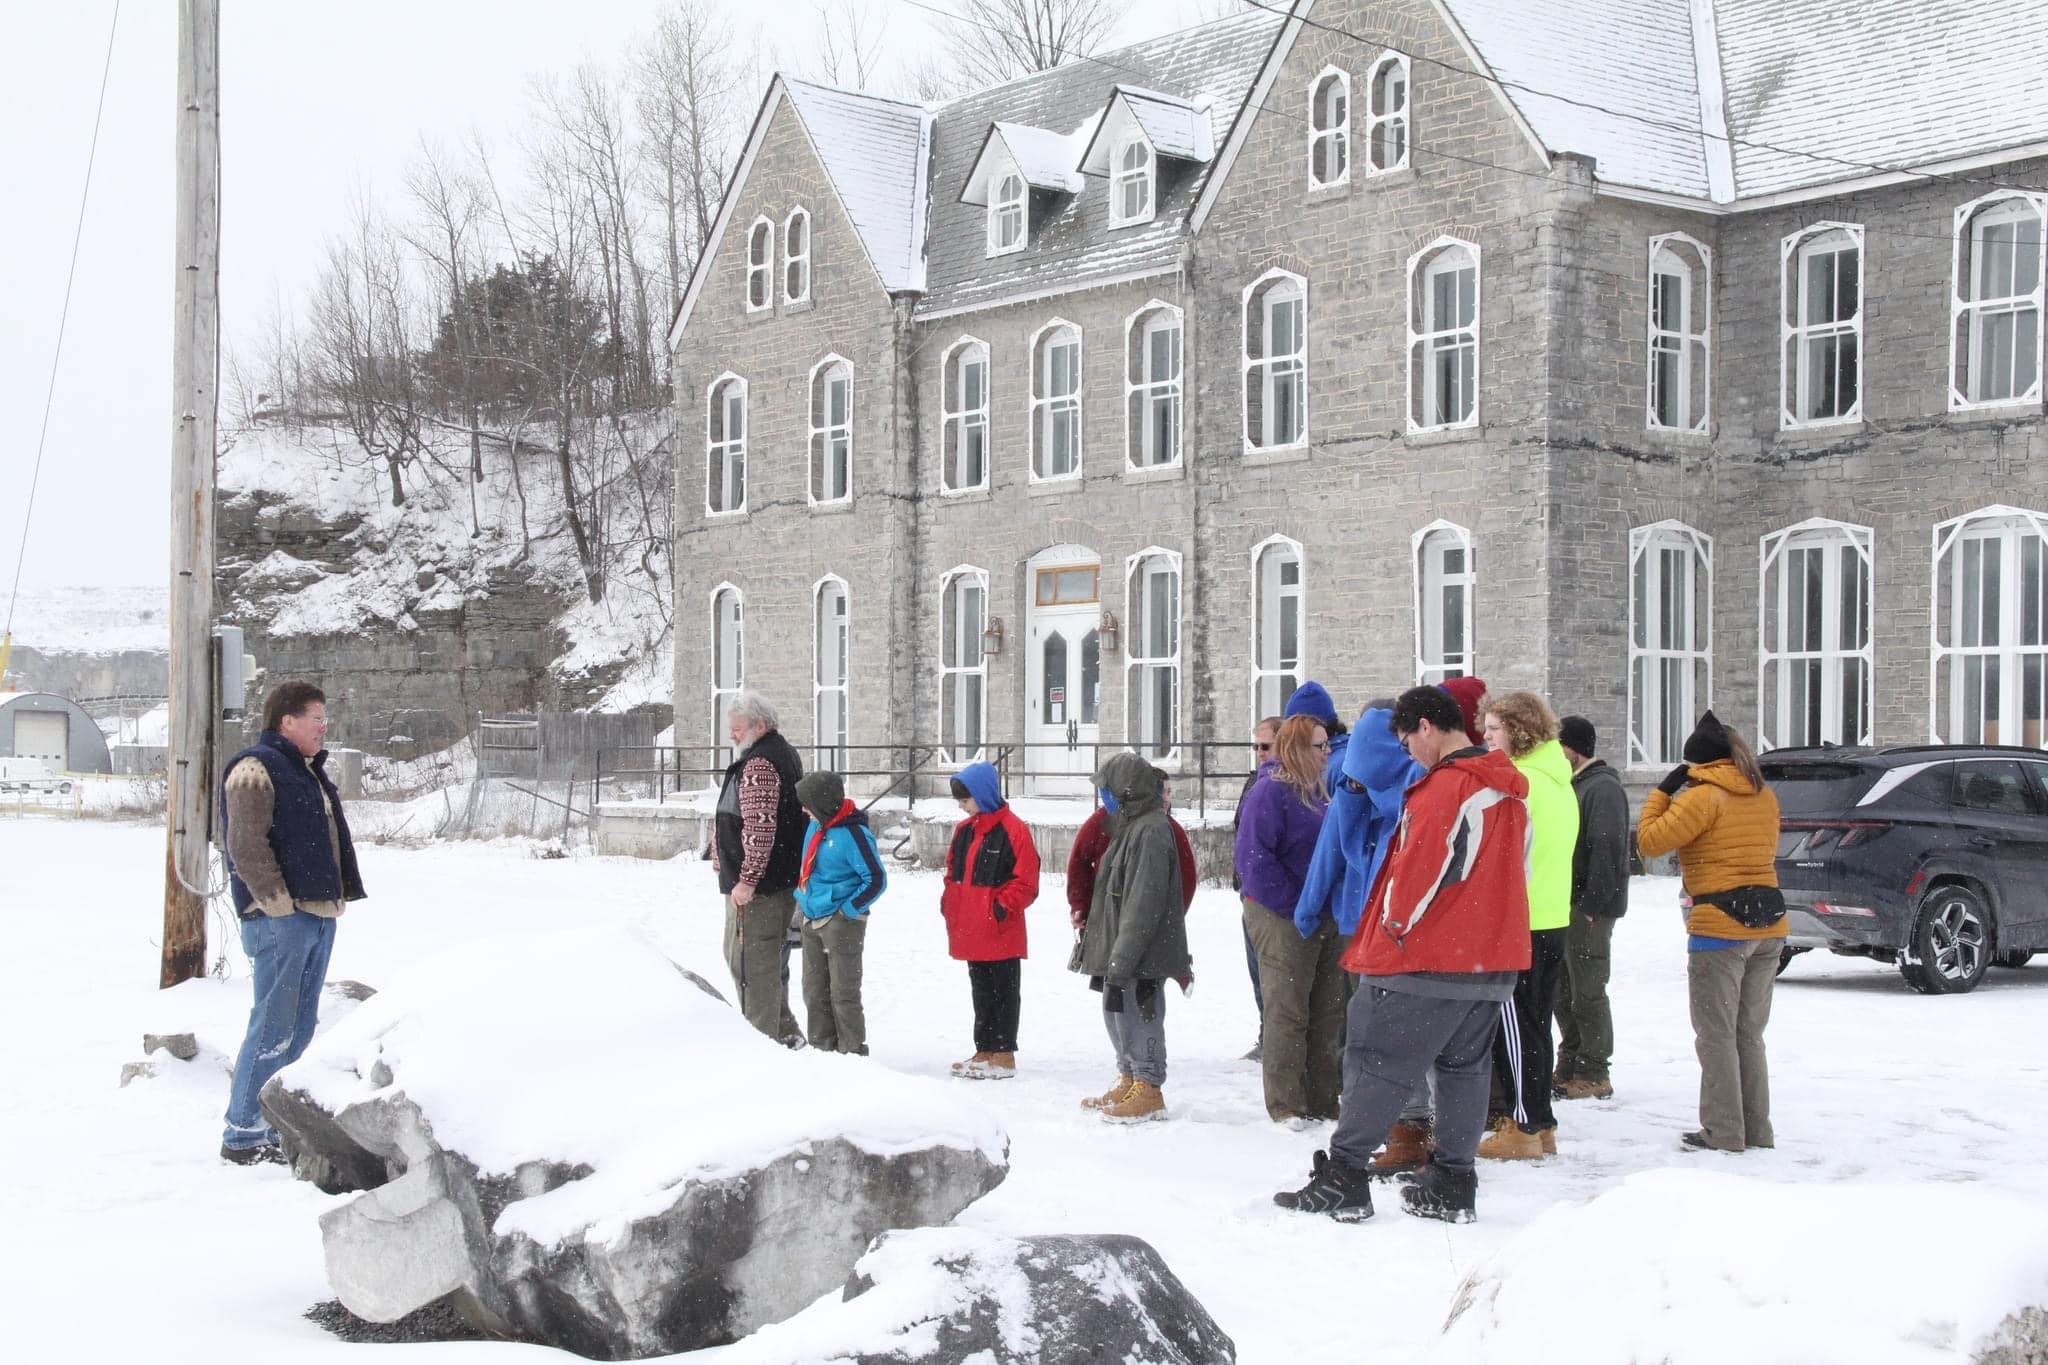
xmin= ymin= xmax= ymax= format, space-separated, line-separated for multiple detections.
xmin=963 ymin=122 xmax=1088 ymax=203
xmin=1113 ymin=86 xmax=1216 ymax=164
xmin=781 ymin=79 xmax=933 ymax=293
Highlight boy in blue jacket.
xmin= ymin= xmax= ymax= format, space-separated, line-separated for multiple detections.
xmin=794 ymin=771 xmax=887 ymax=1054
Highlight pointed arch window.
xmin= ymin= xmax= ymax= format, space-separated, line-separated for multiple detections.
xmin=1413 ymin=521 xmax=1475 ymax=683
xmin=1628 ymin=521 xmax=1713 ymax=767
xmin=705 ymin=374 xmax=746 ymax=515
xmin=1408 ymin=239 xmax=1479 ymax=431
xmin=1252 ymin=536 xmax=1304 ymax=721
xmin=782 ymin=207 xmax=811 ymax=305
xmin=939 ymin=566 xmax=989 ymax=763
xmin=808 ymin=356 xmax=852 ymax=505
xmin=1781 ymin=223 xmax=1864 ymax=427
xmin=1111 ymin=138 xmax=1154 ymax=227
xmin=942 ymin=338 xmax=990 ymax=493
xmin=1127 ymin=548 xmax=1181 ymax=760
xmin=1366 ymin=53 xmax=1409 ymax=174
xmin=1932 ymin=506 xmax=2048 ymax=747
xmin=989 ymin=173 xmax=1026 ymax=256
xmin=1309 ymin=69 xmax=1349 ymax=188
xmin=745 ymin=217 xmax=773 ymax=311
xmin=711 ymin=584 xmax=744 ymax=763
xmin=813 ymin=576 xmax=850 ymax=768
xmin=1125 ymin=303 xmax=1182 ymax=469
xmin=1243 ymin=270 xmax=1307 ymax=451
xmin=1950 ymin=193 xmax=2045 ymax=410
xmin=1759 ymin=519 xmax=1872 ymax=750
xmin=1030 ymin=321 xmax=1083 ymax=481
xmin=1648 ymin=233 xmax=1711 ymax=432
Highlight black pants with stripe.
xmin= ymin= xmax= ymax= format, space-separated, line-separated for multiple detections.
xmin=1491 ymin=927 xmax=1568 ymax=1132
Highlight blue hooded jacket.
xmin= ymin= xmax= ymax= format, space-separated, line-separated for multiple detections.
xmin=794 ymin=808 xmax=889 ymax=921
xmin=1294 ymin=708 xmax=1425 ymax=938
xmin=953 ymin=761 xmax=1005 ymax=814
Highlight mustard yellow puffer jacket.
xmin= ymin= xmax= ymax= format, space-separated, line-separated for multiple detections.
xmin=1637 ymin=760 xmax=1785 ymax=941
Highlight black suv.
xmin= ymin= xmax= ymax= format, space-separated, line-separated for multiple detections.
xmin=1762 ymin=745 xmax=2048 ymax=994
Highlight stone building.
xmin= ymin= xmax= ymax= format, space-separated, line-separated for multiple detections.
xmin=669 ymin=0 xmax=2048 ymax=794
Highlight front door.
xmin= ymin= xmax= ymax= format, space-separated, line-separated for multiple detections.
xmin=1025 ymin=560 xmax=1101 ymax=795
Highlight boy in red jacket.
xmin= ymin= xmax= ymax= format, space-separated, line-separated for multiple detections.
xmin=1275 ymin=685 xmax=1531 ymax=1225
xmin=941 ymin=762 xmax=1041 ymax=1079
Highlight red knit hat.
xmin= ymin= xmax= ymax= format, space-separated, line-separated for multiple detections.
xmin=1437 ymin=676 xmax=1488 ymax=746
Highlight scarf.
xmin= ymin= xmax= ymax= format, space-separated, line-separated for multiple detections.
xmin=799 ymin=799 xmax=858 ymax=887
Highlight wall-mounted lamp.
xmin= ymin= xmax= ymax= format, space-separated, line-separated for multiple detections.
xmin=980 ymin=617 xmax=1005 ymax=656
xmin=1099 ymin=611 xmax=1120 ymax=654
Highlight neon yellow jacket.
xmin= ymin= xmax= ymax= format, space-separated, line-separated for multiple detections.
xmin=1516 ymin=739 xmax=1579 ymax=931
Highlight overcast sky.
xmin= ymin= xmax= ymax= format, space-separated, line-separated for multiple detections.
xmin=1 ymin=0 xmax=1204 ymax=598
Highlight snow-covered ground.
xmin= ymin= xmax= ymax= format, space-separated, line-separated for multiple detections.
xmin=0 ymin=583 xmax=169 ymax=653
xmin=7 ymin=816 xmax=2047 ymax=1362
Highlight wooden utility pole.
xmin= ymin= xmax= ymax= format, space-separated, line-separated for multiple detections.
xmin=163 ymin=0 xmax=220 ymax=987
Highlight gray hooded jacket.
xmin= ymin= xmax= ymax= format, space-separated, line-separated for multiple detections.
xmin=1076 ymin=753 xmax=1190 ymax=983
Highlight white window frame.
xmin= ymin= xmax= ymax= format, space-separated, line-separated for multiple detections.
xmin=1411 ymin=519 xmax=1475 ymax=684
xmin=1110 ymin=135 xmax=1155 ymax=228
xmin=941 ymin=336 xmax=991 ymax=495
xmin=808 ymin=354 xmax=853 ymax=506
xmin=1126 ymin=546 xmax=1183 ymax=763
xmin=938 ymin=565 xmax=990 ymax=764
xmin=745 ymin=216 xmax=773 ymax=312
xmin=1029 ymin=318 xmax=1083 ymax=483
xmin=1242 ymin=268 xmax=1308 ymax=453
xmin=1251 ymin=534 xmax=1305 ymax=725
xmin=711 ymin=582 xmax=744 ymax=764
xmin=988 ymin=172 xmax=1027 ymax=257
xmin=704 ymin=372 xmax=747 ymax=516
xmin=1647 ymin=232 xmax=1712 ymax=433
xmin=1780 ymin=222 xmax=1865 ymax=429
xmin=1124 ymin=301 xmax=1183 ymax=470
xmin=1931 ymin=505 xmax=2048 ymax=748
xmin=1308 ymin=67 xmax=1350 ymax=189
xmin=1627 ymin=520 xmax=1714 ymax=769
xmin=1408 ymin=237 xmax=1480 ymax=433
xmin=781 ymin=206 xmax=811 ymax=305
xmin=1365 ymin=52 xmax=1410 ymax=176
xmin=1950 ymin=192 xmax=2047 ymax=412
xmin=813 ymin=574 xmax=850 ymax=769
xmin=1758 ymin=518 xmax=1874 ymax=751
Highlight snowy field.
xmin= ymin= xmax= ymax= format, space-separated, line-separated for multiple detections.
xmin=6 ymin=816 xmax=2047 ymax=1362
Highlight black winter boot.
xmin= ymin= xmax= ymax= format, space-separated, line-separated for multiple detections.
xmin=1400 ymin=1162 xmax=1477 ymax=1223
xmin=1273 ymin=1149 xmax=1375 ymax=1222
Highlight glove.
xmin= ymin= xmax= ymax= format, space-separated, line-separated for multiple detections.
xmin=1293 ymin=905 xmax=1321 ymax=939
xmin=1657 ymin=764 xmax=1691 ymax=796
xmin=1102 ymin=980 xmax=1126 ymax=1012
xmin=1174 ymin=971 xmax=1194 ymax=997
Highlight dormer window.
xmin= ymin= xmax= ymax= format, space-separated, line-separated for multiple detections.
xmin=1111 ymin=138 xmax=1154 ymax=227
xmin=990 ymin=174 xmax=1027 ymax=255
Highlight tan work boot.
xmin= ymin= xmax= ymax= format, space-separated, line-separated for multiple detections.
xmin=951 ymin=1051 xmax=992 ymax=1077
xmin=976 ymin=1051 xmax=1017 ymax=1079
xmin=1101 ymin=1079 xmax=1167 ymax=1123
xmin=1081 ymin=1076 xmax=1134 ymax=1110
xmin=1371 ymin=1121 xmax=1433 ymax=1174
xmin=1558 ymin=1076 xmax=1614 ymax=1101
xmin=1476 ymin=1116 xmax=1546 ymax=1160
xmin=1540 ymin=1126 xmax=1558 ymax=1155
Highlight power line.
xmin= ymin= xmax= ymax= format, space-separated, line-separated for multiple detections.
xmin=5 ymin=0 xmax=123 ymax=641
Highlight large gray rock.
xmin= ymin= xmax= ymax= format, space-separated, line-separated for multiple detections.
xmin=262 ymin=929 xmax=1008 ymax=1361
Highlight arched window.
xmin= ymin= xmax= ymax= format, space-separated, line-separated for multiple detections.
xmin=1251 ymin=536 xmax=1303 ymax=721
xmin=746 ymin=217 xmax=773 ymax=311
xmin=1412 ymin=521 xmax=1474 ymax=683
xmin=1648 ymin=234 xmax=1712 ymax=432
xmin=1030 ymin=320 xmax=1083 ymax=481
xmin=813 ymin=576 xmax=850 ymax=767
xmin=941 ymin=338 xmax=990 ymax=493
xmin=1951 ymin=193 xmax=2046 ymax=410
xmin=1243 ymin=270 xmax=1307 ymax=450
xmin=808 ymin=356 xmax=852 ymax=505
xmin=1111 ymin=137 xmax=1154 ymax=227
xmin=1408 ymin=239 xmax=1479 ymax=431
xmin=1125 ymin=302 xmax=1182 ymax=469
xmin=1932 ymin=506 xmax=2048 ymax=747
xmin=782 ymin=207 xmax=811 ymax=305
xmin=989 ymin=173 xmax=1027 ymax=255
xmin=1628 ymin=520 xmax=1713 ymax=767
xmin=1366 ymin=53 xmax=1409 ymax=174
xmin=1781 ymin=223 xmax=1863 ymax=427
xmin=939 ymin=566 xmax=989 ymax=762
xmin=1126 ymin=548 xmax=1181 ymax=760
xmin=1760 ymin=519 xmax=1872 ymax=749
xmin=711 ymin=584 xmax=744 ymax=762
xmin=1308 ymin=68 xmax=1349 ymax=188
xmin=705 ymin=374 xmax=746 ymax=514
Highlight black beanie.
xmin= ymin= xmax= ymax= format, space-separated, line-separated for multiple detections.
xmin=1559 ymin=715 xmax=1596 ymax=758
xmin=1682 ymin=710 xmax=1731 ymax=766
xmin=795 ymin=771 xmax=845 ymax=823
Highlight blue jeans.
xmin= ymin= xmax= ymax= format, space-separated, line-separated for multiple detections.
xmin=222 ymin=910 xmax=337 ymax=1149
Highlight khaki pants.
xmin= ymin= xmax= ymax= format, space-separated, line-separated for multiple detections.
xmin=1687 ymin=938 xmax=1778 ymax=1150
xmin=1243 ymin=899 xmax=1345 ymax=1121
xmin=1555 ymin=909 xmax=1617 ymax=1082
xmin=800 ymin=914 xmax=868 ymax=1054
xmin=724 ymin=889 xmax=802 ymax=1044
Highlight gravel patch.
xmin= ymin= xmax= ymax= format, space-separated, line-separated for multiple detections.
xmin=304 ymin=1298 xmax=493 ymax=1345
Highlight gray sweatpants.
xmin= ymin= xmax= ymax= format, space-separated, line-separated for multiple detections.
xmin=1103 ymin=980 xmax=1169 ymax=1086
xmin=1329 ymin=983 xmax=1502 ymax=1176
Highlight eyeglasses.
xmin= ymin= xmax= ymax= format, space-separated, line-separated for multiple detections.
xmin=1311 ymin=740 xmax=1331 ymax=752
xmin=1255 ymin=742 xmax=1274 ymax=753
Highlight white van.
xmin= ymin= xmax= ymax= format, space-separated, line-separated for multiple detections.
xmin=0 ymin=757 xmax=73 ymax=795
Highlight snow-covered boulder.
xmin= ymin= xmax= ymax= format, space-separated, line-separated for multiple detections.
xmin=713 ymin=1227 xmax=1237 ymax=1365
xmin=263 ymin=927 xmax=1009 ymax=1360
xmin=1437 ymin=1168 xmax=2048 ymax=1364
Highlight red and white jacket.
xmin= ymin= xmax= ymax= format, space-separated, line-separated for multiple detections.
xmin=1342 ymin=746 xmax=1533 ymax=978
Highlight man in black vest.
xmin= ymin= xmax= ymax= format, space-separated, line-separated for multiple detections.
xmin=715 ymin=691 xmax=807 ymax=1044
xmin=218 ymin=681 xmax=366 ymax=1164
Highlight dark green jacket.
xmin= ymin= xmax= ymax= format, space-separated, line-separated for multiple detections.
xmin=1076 ymin=753 xmax=1190 ymax=983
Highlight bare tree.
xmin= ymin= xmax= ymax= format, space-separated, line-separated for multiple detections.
xmin=404 ymin=139 xmax=490 ymax=498
xmin=811 ymin=0 xmax=889 ymax=88
xmin=942 ymin=0 xmax=1117 ymax=87
xmin=633 ymin=0 xmax=746 ymax=329
xmin=307 ymin=195 xmax=426 ymax=507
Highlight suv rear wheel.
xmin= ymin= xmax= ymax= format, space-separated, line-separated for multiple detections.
xmin=1900 ymin=884 xmax=1995 ymax=995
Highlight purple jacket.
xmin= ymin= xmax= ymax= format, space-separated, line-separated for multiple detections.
xmin=1233 ymin=763 xmax=1329 ymax=915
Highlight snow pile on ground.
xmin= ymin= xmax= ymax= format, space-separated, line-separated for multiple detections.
xmin=1438 ymin=1167 xmax=2048 ymax=1363
xmin=286 ymin=924 xmax=1008 ymax=1248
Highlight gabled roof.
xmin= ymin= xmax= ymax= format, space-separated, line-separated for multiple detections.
xmin=780 ymin=79 xmax=931 ymax=291
xmin=1077 ymin=85 xmax=1216 ymax=174
xmin=961 ymin=122 xmax=1086 ymax=206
